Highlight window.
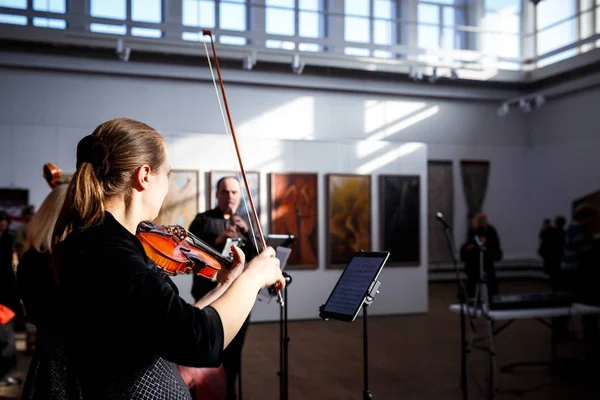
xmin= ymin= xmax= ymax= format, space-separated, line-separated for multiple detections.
xmin=265 ymin=0 xmax=324 ymax=51
xmin=417 ymin=0 xmax=467 ymax=63
xmin=0 ymin=0 xmax=27 ymax=26
xmin=131 ymin=0 xmax=161 ymax=38
xmin=344 ymin=0 xmax=397 ymax=58
xmin=536 ymin=0 xmax=577 ymax=67
xmin=90 ymin=0 xmax=126 ymax=35
xmin=90 ymin=0 xmax=161 ymax=37
xmin=32 ymin=0 xmax=66 ymax=29
xmin=182 ymin=0 xmax=247 ymax=46
xmin=482 ymin=0 xmax=520 ymax=70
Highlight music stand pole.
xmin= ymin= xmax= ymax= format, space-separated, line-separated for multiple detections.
xmin=362 ymin=280 xmax=380 ymax=400
xmin=279 ymin=272 xmax=291 ymax=400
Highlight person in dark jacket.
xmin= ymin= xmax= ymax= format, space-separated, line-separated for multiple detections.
xmin=460 ymin=212 xmax=503 ymax=299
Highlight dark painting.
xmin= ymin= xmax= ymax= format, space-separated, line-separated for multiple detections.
xmin=428 ymin=161 xmax=453 ymax=266
xmin=269 ymin=173 xmax=318 ymax=269
xmin=379 ymin=175 xmax=420 ymax=265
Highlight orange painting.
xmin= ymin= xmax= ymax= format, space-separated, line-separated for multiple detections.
xmin=269 ymin=173 xmax=318 ymax=269
xmin=327 ymin=174 xmax=371 ymax=267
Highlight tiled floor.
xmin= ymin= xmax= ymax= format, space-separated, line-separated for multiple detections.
xmin=3 ymin=280 xmax=600 ymax=399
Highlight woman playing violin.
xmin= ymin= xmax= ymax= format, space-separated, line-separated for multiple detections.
xmin=26 ymin=117 xmax=285 ymax=399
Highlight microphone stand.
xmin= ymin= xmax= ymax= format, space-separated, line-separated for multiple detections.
xmin=438 ymin=216 xmax=471 ymax=400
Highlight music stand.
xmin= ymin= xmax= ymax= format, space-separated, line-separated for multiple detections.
xmin=319 ymin=251 xmax=390 ymax=400
xmin=266 ymin=234 xmax=295 ymax=400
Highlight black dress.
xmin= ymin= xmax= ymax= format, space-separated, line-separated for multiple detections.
xmin=20 ymin=212 xmax=224 ymax=400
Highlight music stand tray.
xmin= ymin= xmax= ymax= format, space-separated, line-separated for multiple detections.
xmin=319 ymin=251 xmax=389 ymax=400
xmin=320 ymin=251 xmax=389 ymax=322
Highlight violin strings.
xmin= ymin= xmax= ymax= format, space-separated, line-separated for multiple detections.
xmin=203 ymin=38 xmax=262 ymax=254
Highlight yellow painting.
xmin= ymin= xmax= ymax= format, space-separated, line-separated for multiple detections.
xmin=154 ymin=170 xmax=199 ymax=229
xmin=327 ymin=174 xmax=371 ymax=267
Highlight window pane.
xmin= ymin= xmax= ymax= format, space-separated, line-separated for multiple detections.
xmin=131 ymin=27 xmax=161 ymax=37
xmin=299 ymin=11 xmax=320 ymax=37
xmin=373 ymin=49 xmax=393 ymax=58
xmin=374 ymin=0 xmax=393 ymax=19
xmin=345 ymin=16 xmax=369 ymax=43
xmin=484 ymin=0 xmax=520 ymax=12
xmin=442 ymin=7 xmax=454 ymax=49
xmin=300 ymin=0 xmax=319 ymax=11
xmin=91 ymin=0 xmax=126 ymax=20
xmin=132 ymin=0 xmax=161 ymax=22
xmin=220 ymin=3 xmax=246 ymax=31
xmin=219 ymin=35 xmax=246 ymax=45
xmin=299 ymin=42 xmax=321 ymax=51
xmin=373 ymin=20 xmax=393 ymax=45
xmin=182 ymin=31 xmax=210 ymax=41
xmin=0 ymin=14 xmax=27 ymax=25
xmin=344 ymin=47 xmax=370 ymax=56
xmin=418 ymin=26 xmax=439 ymax=48
xmin=537 ymin=20 xmax=577 ymax=66
xmin=33 ymin=0 xmax=65 ymax=13
xmin=266 ymin=39 xmax=295 ymax=50
xmin=266 ymin=7 xmax=294 ymax=35
xmin=266 ymin=0 xmax=293 ymax=6
xmin=0 ymin=0 xmax=26 ymax=9
xmin=345 ymin=0 xmax=368 ymax=16
xmin=418 ymin=4 xmax=439 ymax=25
xmin=182 ymin=0 xmax=215 ymax=28
xmin=33 ymin=17 xmax=66 ymax=28
xmin=90 ymin=23 xmax=126 ymax=34
xmin=537 ymin=0 xmax=576 ymax=30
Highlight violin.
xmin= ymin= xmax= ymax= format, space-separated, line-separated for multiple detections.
xmin=136 ymin=222 xmax=232 ymax=280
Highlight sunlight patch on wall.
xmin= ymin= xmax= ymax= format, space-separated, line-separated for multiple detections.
xmin=237 ymin=96 xmax=315 ymax=140
xmin=358 ymin=105 xmax=439 ymax=159
xmin=356 ymin=142 xmax=424 ymax=174
xmin=364 ymin=100 xmax=426 ymax=136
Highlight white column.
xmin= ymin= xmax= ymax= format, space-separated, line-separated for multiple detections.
xmin=68 ymin=0 xmax=90 ymax=32
xmin=326 ymin=0 xmax=345 ymax=54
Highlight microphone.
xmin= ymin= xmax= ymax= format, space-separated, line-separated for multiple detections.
xmin=435 ymin=212 xmax=452 ymax=231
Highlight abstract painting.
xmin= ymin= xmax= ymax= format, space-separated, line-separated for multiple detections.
xmin=327 ymin=174 xmax=371 ymax=268
xmin=269 ymin=173 xmax=318 ymax=269
xmin=209 ymin=170 xmax=260 ymax=220
xmin=154 ymin=170 xmax=199 ymax=229
xmin=428 ymin=161 xmax=454 ymax=266
xmin=379 ymin=175 xmax=420 ymax=266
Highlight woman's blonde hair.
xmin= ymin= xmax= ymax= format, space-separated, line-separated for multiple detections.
xmin=53 ymin=118 xmax=166 ymax=242
xmin=27 ymin=184 xmax=68 ymax=253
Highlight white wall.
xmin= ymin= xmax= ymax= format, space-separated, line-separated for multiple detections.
xmin=528 ymin=86 xmax=600 ymax=227
xmin=0 ymin=64 xmax=531 ymax=321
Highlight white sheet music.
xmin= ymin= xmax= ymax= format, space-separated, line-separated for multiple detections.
xmin=323 ymin=256 xmax=385 ymax=317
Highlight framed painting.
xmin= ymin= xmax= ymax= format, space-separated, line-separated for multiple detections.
xmin=154 ymin=170 xmax=199 ymax=229
xmin=269 ymin=173 xmax=318 ymax=269
xmin=209 ymin=170 xmax=260 ymax=219
xmin=379 ymin=175 xmax=420 ymax=266
xmin=326 ymin=174 xmax=371 ymax=268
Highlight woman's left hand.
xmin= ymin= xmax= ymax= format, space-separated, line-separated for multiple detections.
xmin=216 ymin=244 xmax=245 ymax=285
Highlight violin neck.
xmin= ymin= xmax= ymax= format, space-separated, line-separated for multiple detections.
xmin=187 ymin=235 xmax=233 ymax=266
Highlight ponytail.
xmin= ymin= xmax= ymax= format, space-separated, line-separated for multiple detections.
xmin=53 ymin=163 xmax=105 ymax=243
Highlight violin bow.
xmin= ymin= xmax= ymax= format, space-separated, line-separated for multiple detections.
xmin=202 ymin=29 xmax=284 ymax=307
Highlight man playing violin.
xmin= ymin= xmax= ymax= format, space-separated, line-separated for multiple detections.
xmin=189 ymin=176 xmax=260 ymax=400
